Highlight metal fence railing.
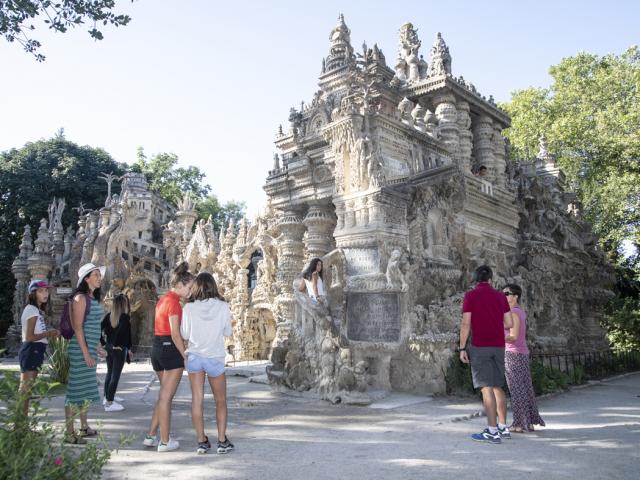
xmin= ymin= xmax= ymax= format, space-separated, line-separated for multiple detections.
xmin=530 ymin=350 xmax=640 ymax=380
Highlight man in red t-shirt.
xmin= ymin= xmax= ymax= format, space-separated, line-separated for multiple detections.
xmin=459 ymin=265 xmax=513 ymax=444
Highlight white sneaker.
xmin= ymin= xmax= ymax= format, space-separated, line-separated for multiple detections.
xmin=114 ymin=395 xmax=125 ymax=402
xmin=157 ymin=438 xmax=180 ymax=452
xmin=143 ymin=434 xmax=159 ymax=447
xmin=104 ymin=401 xmax=125 ymax=412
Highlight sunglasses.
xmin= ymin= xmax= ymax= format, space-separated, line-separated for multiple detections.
xmin=503 ymin=292 xmax=517 ymax=297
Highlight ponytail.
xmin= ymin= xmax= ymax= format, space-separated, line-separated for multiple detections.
xmin=170 ymin=262 xmax=195 ymax=287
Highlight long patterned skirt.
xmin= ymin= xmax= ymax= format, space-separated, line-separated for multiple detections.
xmin=505 ymin=351 xmax=545 ymax=431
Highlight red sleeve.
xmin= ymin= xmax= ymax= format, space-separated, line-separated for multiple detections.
xmin=462 ymin=292 xmax=473 ymax=313
xmin=167 ymin=300 xmax=183 ymax=321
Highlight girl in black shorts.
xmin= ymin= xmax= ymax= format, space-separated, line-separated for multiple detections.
xmin=144 ymin=262 xmax=194 ymax=452
xmin=19 ymin=280 xmax=59 ymax=417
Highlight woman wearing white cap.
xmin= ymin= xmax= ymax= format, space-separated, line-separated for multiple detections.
xmin=18 ymin=279 xmax=59 ymax=417
xmin=64 ymin=263 xmax=106 ymax=444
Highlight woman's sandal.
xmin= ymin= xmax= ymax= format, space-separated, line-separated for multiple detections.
xmin=79 ymin=427 xmax=98 ymax=437
xmin=64 ymin=433 xmax=87 ymax=444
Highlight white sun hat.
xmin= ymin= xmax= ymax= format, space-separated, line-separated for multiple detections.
xmin=77 ymin=263 xmax=106 ymax=288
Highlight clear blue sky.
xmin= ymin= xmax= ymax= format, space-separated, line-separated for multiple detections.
xmin=1 ymin=0 xmax=637 ymax=217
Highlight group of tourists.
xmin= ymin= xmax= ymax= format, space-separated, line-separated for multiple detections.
xmin=17 ymin=257 xmax=543 ymax=452
xmin=18 ymin=262 xmax=234 ymax=454
xmin=460 ymin=264 xmax=545 ymax=443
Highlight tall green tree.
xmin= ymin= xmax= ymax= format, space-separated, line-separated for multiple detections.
xmin=0 ymin=134 xmax=125 ymax=333
xmin=196 ymin=195 xmax=246 ymax=232
xmin=0 ymin=0 xmax=132 ymax=61
xmin=501 ymin=47 xmax=640 ymax=256
xmin=132 ymin=148 xmax=211 ymax=206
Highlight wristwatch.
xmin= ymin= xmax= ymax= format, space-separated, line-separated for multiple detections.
xmin=458 ymin=347 xmax=467 ymax=352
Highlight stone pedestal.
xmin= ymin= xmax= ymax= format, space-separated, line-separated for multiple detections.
xmin=274 ymin=209 xmax=306 ymax=334
xmin=434 ymin=92 xmax=459 ymax=159
xmin=303 ymin=203 xmax=336 ymax=259
xmin=492 ymin=126 xmax=507 ymax=188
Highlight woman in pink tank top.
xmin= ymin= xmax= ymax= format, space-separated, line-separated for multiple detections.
xmin=503 ymin=284 xmax=545 ymax=432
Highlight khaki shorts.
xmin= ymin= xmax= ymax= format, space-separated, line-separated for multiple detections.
xmin=469 ymin=346 xmax=505 ymax=389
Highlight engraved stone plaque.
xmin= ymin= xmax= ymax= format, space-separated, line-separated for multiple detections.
xmin=347 ymin=292 xmax=400 ymax=342
xmin=344 ymin=248 xmax=379 ymax=276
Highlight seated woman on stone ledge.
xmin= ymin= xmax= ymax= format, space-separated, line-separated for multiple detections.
xmin=298 ymin=258 xmax=326 ymax=304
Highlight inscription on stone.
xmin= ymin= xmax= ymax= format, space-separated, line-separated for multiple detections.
xmin=344 ymin=248 xmax=379 ymax=276
xmin=347 ymin=292 xmax=400 ymax=342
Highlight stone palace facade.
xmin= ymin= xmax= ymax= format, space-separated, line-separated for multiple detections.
xmin=9 ymin=16 xmax=614 ymax=403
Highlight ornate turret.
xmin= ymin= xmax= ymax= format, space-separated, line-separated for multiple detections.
xmin=28 ymin=219 xmax=54 ymax=280
xmin=8 ymin=225 xmax=34 ymax=352
xmin=428 ymin=32 xmax=452 ymax=77
xmin=175 ymin=192 xmax=198 ymax=242
xmin=322 ymin=14 xmax=355 ymax=73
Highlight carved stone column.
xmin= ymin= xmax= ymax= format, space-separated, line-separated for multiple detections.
xmin=302 ymin=204 xmax=336 ymax=260
xmin=473 ymin=114 xmax=495 ymax=181
xmin=492 ymin=126 xmax=507 ymax=188
xmin=274 ymin=209 xmax=306 ymax=337
xmin=433 ymin=92 xmax=459 ymax=159
xmin=456 ymin=100 xmax=473 ymax=172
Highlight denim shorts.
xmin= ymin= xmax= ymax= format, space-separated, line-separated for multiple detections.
xmin=19 ymin=342 xmax=47 ymax=373
xmin=186 ymin=353 xmax=225 ymax=378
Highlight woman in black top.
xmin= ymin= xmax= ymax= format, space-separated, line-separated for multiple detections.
xmin=100 ymin=293 xmax=132 ymax=412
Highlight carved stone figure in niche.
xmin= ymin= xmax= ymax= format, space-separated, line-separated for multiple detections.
xmin=386 ymin=249 xmax=408 ymax=292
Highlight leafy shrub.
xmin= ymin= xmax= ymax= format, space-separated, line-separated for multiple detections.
xmin=0 ymin=370 xmax=112 ymax=479
xmin=46 ymin=337 xmax=69 ymax=384
xmin=531 ymin=362 xmax=570 ymax=395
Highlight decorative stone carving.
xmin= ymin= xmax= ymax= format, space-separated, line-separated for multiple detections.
xmin=427 ymin=32 xmax=452 ymax=77
xmin=393 ymin=22 xmax=426 ymax=84
xmin=386 ymin=249 xmax=408 ymax=291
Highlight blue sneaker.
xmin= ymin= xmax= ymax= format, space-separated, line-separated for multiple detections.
xmin=498 ymin=426 xmax=511 ymax=439
xmin=471 ymin=428 xmax=502 ymax=444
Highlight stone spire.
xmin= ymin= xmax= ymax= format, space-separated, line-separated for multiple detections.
xmin=323 ymin=14 xmax=355 ymax=73
xmin=28 ymin=219 xmax=54 ymax=280
xmin=428 ymin=32 xmax=452 ymax=77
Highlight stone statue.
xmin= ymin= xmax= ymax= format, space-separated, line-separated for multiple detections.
xmin=99 ymin=172 xmax=122 ymax=207
xmin=393 ymin=22 xmax=424 ymax=84
xmin=386 ymin=249 xmax=408 ymax=291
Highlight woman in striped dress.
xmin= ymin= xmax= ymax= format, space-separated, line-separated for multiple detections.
xmin=64 ymin=263 xmax=106 ymax=444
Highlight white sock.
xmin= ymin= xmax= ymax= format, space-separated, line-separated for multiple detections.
xmin=488 ymin=426 xmax=498 ymax=434
xmin=498 ymin=423 xmax=507 ymax=430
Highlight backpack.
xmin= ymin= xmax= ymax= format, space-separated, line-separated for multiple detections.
xmin=59 ymin=294 xmax=92 ymax=340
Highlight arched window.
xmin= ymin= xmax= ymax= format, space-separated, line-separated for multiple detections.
xmin=247 ymin=249 xmax=264 ymax=291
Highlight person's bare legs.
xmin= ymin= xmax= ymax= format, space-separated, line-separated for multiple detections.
xmin=148 ymin=370 xmax=164 ymax=437
xmin=79 ymin=408 xmax=90 ymax=431
xmin=65 ymin=405 xmax=78 ymax=436
xmin=494 ymin=387 xmax=507 ymax=426
xmin=209 ymin=373 xmax=228 ymax=442
xmin=189 ymin=372 xmax=206 ymax=442
xmin=481 ymin=387 xmax=497 ymax=427
xmin=19 ymin=371 xmax=37 ymax=417
xmin=157 ymin=368 xmax=183 ymax=443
